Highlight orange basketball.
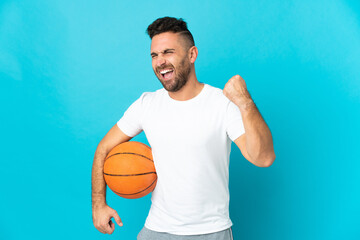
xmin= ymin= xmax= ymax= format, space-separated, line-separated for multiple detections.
xmin=103 ymin=141 xmax=157 ymax=199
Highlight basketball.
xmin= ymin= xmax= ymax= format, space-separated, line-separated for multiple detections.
xmin=103 ymin=141 xmax=157 ymax=199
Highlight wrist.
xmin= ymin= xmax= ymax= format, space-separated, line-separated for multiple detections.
xmin=92 ymin=202 xmax=107 ymax=210
xmin=92 ymin=197 xmax=107 ymax=209
xmin=237 ymin=99 xmax=255 ymax=112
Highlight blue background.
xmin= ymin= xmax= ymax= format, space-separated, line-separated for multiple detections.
xmin=1 ymin=0 xmax=359 ymax=239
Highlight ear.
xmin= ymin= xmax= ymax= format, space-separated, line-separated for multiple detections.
xmin=188 ymin=46 xmax=198 ymax=64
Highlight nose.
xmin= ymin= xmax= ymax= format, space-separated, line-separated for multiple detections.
xmin=156 ymin=56 xmax=166 ymax=68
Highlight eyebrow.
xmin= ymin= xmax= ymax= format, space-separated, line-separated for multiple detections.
xmin=150 ymin=48 xmax=176 ymax=56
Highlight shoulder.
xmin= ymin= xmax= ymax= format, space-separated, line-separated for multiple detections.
xmin=140 ymin=88 xmax=163 ymax=100
xmin=204 ymin=83 xmax=231 ymax=104
xmin=136 ymin=88 xmax=164 ymax=106
xmin=205 ymin=84 xmax=239 ymax=117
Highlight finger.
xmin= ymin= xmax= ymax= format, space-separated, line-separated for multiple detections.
xmin=95 ymin=223 xmax=107 ymax=234
xmin=108 ymin=220 xmax=115 ymax=234
xmin=112 ymin=211 xmax=123 ymax=227
xmin=104 ymin=220 xmax=114 ymax=234
xmin=109 ymin=221 xmax=115 ymax=230
xmin=99 ymin=225 xmax=108 ymax=234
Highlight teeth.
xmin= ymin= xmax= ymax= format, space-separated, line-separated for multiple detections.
xmin=160 ymin=69 xmax=173 ymax=74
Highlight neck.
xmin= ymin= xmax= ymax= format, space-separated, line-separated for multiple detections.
xmin=168 ymin=70 xmax=204 ymax=101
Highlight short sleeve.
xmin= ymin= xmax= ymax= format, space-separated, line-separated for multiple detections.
xmin=116 ymin=93 xmax=145 ymax=137
xmin=225 ymin=100 xmax=245 ymax=141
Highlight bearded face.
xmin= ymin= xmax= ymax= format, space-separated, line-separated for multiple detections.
xmin=155 ymin=55 xmax=191 ymax=92
xmin=150 ymin=32 xmax=192 ymax=92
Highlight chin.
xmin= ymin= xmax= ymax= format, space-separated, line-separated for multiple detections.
xmin=160 ymin=79 xmax=177 ymax=92
xmin=164 ymin=85 xmax=178 ymax=92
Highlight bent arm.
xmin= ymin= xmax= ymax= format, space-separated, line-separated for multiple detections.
xmin=234 ymin=102 xmax=275 ymax=167
xmin=91 ymin=124 xmax=132 ymax=209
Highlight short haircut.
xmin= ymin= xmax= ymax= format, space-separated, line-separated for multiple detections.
xmin=146 ymin=16 xmax=195 ymax=49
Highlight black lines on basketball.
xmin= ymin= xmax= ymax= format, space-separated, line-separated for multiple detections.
xmin=106 ymin=152 xmax=153 ymax=162
xmin=104 ymin=171 xmax=157 ymax=176
xmin=112 ymin=176 xmax=158 ymax=196
xmin=103 ymin=141 xmax=157 ymax=199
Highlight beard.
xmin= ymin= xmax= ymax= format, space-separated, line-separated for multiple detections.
xmin=156 ymin=57 xmax=191 ymax=92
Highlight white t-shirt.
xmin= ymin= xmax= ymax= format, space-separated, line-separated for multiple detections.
xmin=117 ymin=83 xmax=245 ymax=235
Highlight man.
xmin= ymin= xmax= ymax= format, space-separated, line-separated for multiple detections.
xmin=92 ymin=17 xmax=275 ymax=239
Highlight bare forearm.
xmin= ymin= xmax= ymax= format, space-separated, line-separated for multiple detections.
xmin=223 ymin=74 xmax=275 ymax=167
xmin=238 ymin=101 xmax=275 ymax=166
xmin=91 ymin=147 xmax=108 ymax=209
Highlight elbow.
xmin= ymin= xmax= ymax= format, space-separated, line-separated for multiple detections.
xmin=257 ymin=152 xmax=276 ymax=168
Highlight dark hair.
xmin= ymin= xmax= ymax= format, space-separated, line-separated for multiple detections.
xmin=146 ymin=16 xmax=195 ymax=49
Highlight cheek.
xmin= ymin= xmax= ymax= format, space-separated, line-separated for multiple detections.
xmin=169 ymin=57 xmax=179 ymax=68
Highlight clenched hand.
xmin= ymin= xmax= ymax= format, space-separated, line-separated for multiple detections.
xmin=92 ymin=204 xmax=123 ymax=234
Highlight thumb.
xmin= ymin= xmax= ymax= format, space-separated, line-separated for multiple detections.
xmin=112 ymin=211 xmax=123 ymax=227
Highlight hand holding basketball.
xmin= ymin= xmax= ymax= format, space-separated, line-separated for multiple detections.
xmin=92 ymin=204 xmax=123 ymax=234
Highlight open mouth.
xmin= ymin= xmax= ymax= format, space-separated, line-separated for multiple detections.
xmin=159 ymin=69 xmax=174 ymax=81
